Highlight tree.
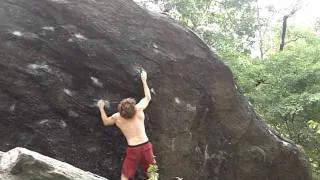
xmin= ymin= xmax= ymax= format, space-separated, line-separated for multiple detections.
xmin=229 ymin=28 xmax=320 ymax=178
xmin=279 ymin=7 xmax=299 ymax=51
xmin=136 ymin=0 xmax=260 ymax=58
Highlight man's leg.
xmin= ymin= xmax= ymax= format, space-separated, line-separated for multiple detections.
xmin=142 ymin=143 xmax=157 ymax=178
xmin=121 ymin=174 xmax=128 ymax=180
xmin=122 ymin=147 xmax=140 ymax=180
xmin=122 ymin=157 xmax=138 ymax=180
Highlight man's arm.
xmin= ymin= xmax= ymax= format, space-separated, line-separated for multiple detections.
xmin=98 ymin=100 xmax=117 ymax=126
xmin=136 ymin=70 xmax=151 ymax=110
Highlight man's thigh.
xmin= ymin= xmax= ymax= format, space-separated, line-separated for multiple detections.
xmin=122 ymin=149 xmax=140 ymax=179
xmin=142 ymin=143 xmax=156 ymax=173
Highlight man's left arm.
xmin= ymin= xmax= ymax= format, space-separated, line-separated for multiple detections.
xmin=98 ymin=100 xmax=117 ymax=126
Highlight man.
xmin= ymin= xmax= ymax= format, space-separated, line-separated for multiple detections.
xmin=98 ymin=70 xmax=156 ymax=180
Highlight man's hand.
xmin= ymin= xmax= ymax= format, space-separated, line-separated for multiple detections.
xmin=141 ymin=70 xmax=147 ymax=82
xmin=97 ymin=99 xmax=116 ymax=126
xmin=97 ymin=100 xmax=105 ymax=109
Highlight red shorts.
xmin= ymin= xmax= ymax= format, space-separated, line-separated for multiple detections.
xmin=122 ymin=141 xmax=156 ymax=179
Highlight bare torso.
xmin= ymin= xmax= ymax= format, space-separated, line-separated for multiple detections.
xmin=115 ymin=109 xmax=149 ymax=146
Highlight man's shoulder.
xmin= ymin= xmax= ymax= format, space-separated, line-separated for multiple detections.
xmin=135 ymin=110 xmax=145 ymax=120
xmin=112 ymin=113 xmax=120 ymax=120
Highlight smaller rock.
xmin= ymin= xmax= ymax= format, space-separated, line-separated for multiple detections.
xmin=0 ymin=147 xmax=108 ymax=180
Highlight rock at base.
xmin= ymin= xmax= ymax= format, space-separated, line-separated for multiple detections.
xmin=0 ymin=147 xmax=107 ymax=180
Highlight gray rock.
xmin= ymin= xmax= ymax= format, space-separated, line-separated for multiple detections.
xmin=0 ymin=147 xmax=107 ymax=180
xmin=0 ymin=0 xmax=312 ymax=179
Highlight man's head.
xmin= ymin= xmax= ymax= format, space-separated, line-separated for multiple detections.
xmin=118 ymin=98 xmax=137 ymax=119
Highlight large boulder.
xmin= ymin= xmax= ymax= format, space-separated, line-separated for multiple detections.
xmin=0 ymin=0 xmax=311 ymax=179
xmin=0 ymin=147 xmax=107 ymax=180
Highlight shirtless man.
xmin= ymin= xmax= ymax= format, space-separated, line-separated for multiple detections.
xmin=97 ymin=70 xmax=156 ymax=180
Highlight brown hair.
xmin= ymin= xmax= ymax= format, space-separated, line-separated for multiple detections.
xmin=117 ymin=98 xmax=137 ymax=119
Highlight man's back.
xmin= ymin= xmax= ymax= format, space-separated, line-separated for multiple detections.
xmin=115 ymin=109 xmax=149 ymax=146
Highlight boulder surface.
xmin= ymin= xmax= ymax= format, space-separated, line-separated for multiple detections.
xmin=0 ymin=0 xmax=311 ymax=179
xmin=0 ymin=147 xmax=107 ymax=180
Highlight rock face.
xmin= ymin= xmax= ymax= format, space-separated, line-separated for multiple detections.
xmin=0 ymin=147 xmax=107 ymax=180
xmin=0 ymin=0 xmax=311 ymax=179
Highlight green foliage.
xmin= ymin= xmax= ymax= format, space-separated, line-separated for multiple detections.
xmin=229 ymin=29 xmax=320 ymax=178
xmin=308 ymin=120 xmax=320 ymax=135
xmin=147 ymin=164 xmax=159 ymax=180
xmin=141 ymin=0 xmax=259 ymax=58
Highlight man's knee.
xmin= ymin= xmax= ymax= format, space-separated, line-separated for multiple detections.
xmin=121 ymin=174 xmax=128 ymax=180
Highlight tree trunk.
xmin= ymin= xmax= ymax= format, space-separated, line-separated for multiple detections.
xmin=279 ymin=6 xmax=299 ymax=51
xmin=280 ymin=15 xmax=289 ymax=51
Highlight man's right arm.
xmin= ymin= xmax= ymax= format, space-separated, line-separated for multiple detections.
xmin=136 ymin=70 xmax=151 ymax=110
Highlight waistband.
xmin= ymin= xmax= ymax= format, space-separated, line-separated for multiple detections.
xmin=128 ymin=140 xmax=150 ymax=148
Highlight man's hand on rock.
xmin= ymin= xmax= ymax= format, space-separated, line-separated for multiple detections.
xmin=97 ymin=100 xmax=105 ymax=109
xmin=141 ymin=70 xmax=147 ymax=82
